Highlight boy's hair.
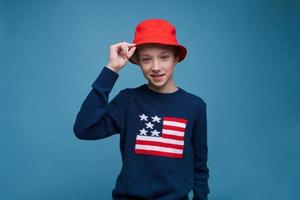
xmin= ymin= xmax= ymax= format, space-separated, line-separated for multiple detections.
xmin=135 ymin=45 xmax=180 ymax=64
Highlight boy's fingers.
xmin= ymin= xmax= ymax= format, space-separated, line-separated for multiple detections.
xmin=125 ymin=42 xmax=136 ymax=47
xmin=121 ymin=44 xmax=128 ymax=58
xmin=128 ymin=46 xmax=136 ymax=58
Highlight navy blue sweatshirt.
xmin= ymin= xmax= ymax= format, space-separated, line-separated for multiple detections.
xmin=73 ymin=66 xmax=210 ymax=200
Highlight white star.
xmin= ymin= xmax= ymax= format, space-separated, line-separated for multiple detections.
xmin=145 ymin=122 xmax=154 ymax=129
xmin=139 ymin=113 xmax=148 ymax=121
xmin=139 ymin=128 xmax=148 ymax=135
xmin=152 ymin=115 xmax=161 ymax=123
xmin=151 ymin=129 xmax=160 ymax=137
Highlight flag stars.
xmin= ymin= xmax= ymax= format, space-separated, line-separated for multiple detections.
xmin=151 ymin=129 xmax=160 ymax=137
xmin=145 ymin=122 xmax=154 ymax=129
xmin=138 ymin=113 xmax=162 ymax=136
xmin=139 ymin=128 xmax=148 ymax=136
xmin=139 ymin=113 xmax=148 ymax=121
xmin=151 ymin=115 xmax=161 ymax=123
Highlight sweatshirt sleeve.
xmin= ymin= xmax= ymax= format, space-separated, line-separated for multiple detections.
xmin=73 ymin=66 xmax=128 ymax=140
xmin=192 ymin=101 xmax=210 ymax=200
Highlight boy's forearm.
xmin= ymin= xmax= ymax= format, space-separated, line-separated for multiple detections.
xmin=73 ymin=66 xmax=121 ymax=139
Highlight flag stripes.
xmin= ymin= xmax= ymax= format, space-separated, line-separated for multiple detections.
xmin=134 ymin=116 xmax=188 ymax=159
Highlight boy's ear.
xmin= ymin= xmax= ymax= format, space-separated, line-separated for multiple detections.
xmin=175 ymin=55 xmax=179 ymax=64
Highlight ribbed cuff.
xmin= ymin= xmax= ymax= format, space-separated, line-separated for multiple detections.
xmin=91 ymin=66 xmax=119 ymax=93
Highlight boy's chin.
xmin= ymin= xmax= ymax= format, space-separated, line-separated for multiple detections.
xmin=148 ymin=81 xmax=166 ymax=88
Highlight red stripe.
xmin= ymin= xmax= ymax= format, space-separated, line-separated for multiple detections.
xmin=135 ymin=140 xmax=184 ymax=150
xmin=161 ymin=134 xmax=184 ymax=140
xmin=134 ymin=149 xmax=183 ymax=158
xmin=163 ymin=125 xmax=185 ymax=132
xmin=163 ymin=117 xmax=188 ymax=124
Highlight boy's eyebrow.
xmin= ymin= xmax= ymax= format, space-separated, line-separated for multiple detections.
xmin=140 ymin=51 xmax=171 ymax=57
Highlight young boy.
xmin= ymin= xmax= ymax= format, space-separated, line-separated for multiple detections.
xmin=73 ymin=18 xmax=210 ymax=200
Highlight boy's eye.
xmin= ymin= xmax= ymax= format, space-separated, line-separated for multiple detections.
xmin=141 ymin=55 xmax=169 ymax=62
xmin=142 ymin=58 xmax=150 ymax=62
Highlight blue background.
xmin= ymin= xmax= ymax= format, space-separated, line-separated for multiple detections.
xmin=1 ymin=0 xmax=299 ymax=199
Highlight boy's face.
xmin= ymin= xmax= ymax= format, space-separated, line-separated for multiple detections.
xmin=137 ymin=43 xmax=179 ymax=91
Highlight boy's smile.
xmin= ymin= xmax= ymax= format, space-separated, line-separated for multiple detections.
xmin=136 ymin=43 xmax=179 ymax=93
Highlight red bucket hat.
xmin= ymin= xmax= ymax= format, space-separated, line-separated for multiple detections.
xmin=129 ymin=18 xmax=187 ymax=65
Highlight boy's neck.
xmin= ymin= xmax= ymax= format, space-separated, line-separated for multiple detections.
xmin=147 ymin=82 xmax=178 ymax=94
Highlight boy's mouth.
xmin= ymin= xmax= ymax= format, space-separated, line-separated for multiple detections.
xmin=150 ymin=74 xmax=165 ymax=78
xmin=150 ymin=74 xmax=165 ymax=82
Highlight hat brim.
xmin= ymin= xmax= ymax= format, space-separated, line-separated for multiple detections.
xmin=129 ymin=41 xmax=187 ymax=65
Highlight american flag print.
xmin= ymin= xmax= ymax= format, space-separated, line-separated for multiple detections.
xmin=134 ymin=113 xmax=188 ymax=159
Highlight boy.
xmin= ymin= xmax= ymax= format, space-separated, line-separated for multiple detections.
xmin=73 ymin=18 xmax=210 ymax=200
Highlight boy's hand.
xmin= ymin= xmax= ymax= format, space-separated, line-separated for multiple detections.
xmin=106 ymin=42 xmax=136 ymax=72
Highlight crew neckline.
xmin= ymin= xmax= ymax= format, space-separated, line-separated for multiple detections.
xmin=141 ymin=83 xmax=184 ymax=98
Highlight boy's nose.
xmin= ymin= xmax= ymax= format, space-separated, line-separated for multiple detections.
xmin=151 ymin=59 xmax=161 ymax=71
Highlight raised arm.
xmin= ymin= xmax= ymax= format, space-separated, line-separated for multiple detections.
xmin=73 ymin=66 xmax=127 ymax=140
xmin=73 ymin=41 xmax=136 ymax=140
